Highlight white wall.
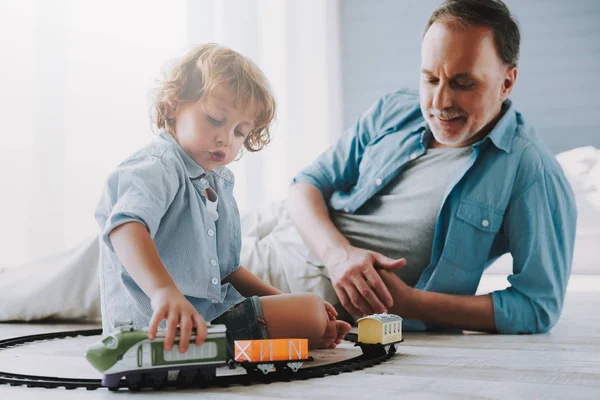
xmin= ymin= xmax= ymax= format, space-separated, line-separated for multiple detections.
xmin=0 ymin=0 xmax=188 ymax=266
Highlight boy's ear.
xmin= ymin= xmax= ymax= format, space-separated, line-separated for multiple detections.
xmin=167 ymin=106 xmax=178 ymax=120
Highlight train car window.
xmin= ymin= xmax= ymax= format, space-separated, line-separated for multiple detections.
xmin=164 ymin=341 xmax=218 ymax=362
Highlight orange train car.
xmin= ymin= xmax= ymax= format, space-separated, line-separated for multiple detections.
xmin=234 ymin=338 xmax=309 ymax=363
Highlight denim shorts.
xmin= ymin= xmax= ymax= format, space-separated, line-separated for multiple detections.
xmin=212 ymin=296 xmax=268 ymax=358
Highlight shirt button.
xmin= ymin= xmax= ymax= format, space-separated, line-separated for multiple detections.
xmin=481 ymin=219 xmax=490 ymax=227
xmin=410 ymin=153 xmax=418 ymax=160
xmin=207 ymin=229 xmax=215 ymax=237
xmin=211 ymin=299 xmax=219 ymax=304
xmin=200 ymin=178 xmax=208 ymax=186
xmin=210 ymin=259 xmax=217 ymax=267
xmin=343 ymin=207 xmax=350 ymax=213
xmin=211 ymin=277 xmax=219 ymax=285
xmin=375 ymin=178 xmax=382 ymax=186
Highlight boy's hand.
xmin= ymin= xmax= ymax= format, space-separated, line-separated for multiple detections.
xmin=147 ymin=286 xmax=207 ymax=353
xmin=324 ymin=301 xmax=338 ymax=321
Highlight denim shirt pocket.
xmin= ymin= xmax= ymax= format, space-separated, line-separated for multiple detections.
xmin=352 ymin=147 xmax=381 ymax=195
xmin=441 ymin=199 xmax=504 ymax=271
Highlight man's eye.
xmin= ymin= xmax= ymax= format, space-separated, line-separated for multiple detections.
xmin=454 ymin=81 xmax=474 ymax=89
xmin=427 ymin=78 xmax=438 ymax=84
xmin=207 ymin=115 xmax=224 ymax=126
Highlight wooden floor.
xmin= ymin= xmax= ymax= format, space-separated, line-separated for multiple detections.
xmin=1 ymin=275 xmax=599 ymax=399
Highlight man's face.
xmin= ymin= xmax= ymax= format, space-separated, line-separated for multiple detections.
xmin=420 ymin=21 xmax=517 ymax=148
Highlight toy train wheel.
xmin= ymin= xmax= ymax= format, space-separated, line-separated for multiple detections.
xmin=357 ymin=343 xmax=386 ymax=357
xmin=256 ymin=363 xmax=275 ymax=375
xmin=285 ymin=361 xmax=303 ymax=372
xmin=275 ymin=361 xmax=303 ymax=373
xmin=145 ymin=371 xmax=167 ymax=390
xmin=175 ymin=369 xmax=197 ymax=388
xmin=125 ymin=372 xmax=142 ymax=391
xmin=386 ymin=342 xmax=401 ymax=355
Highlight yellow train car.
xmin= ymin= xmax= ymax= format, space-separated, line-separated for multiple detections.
xmin=234 ymin=338 xmax=311 ymax=374
xmin=357 ymin=313 xmax=403 ymax=345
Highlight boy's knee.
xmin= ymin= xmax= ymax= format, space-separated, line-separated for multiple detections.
xmin=303 ymin=293 xmax=325 ymax=312
xmin=301 ymin=293 xmax=327 ymax=330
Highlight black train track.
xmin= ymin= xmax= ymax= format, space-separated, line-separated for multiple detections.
xmin=0 ymin=329 xmax=398 ymax=391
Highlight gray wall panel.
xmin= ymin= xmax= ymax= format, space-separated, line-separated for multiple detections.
xmin=340 ymin=0 xmax=600 ymax=153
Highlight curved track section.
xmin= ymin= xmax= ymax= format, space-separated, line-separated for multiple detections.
xmin=0 ymin=330 xmax=395 ymax=391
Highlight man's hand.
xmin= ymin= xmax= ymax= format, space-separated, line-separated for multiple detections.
xmin=324 ymin=245 xmax=407 ymax=317
xmin=377 ymin=268 xmax=417 ymax=318
xmin=148 ymin=286 xmax=208 ymax=353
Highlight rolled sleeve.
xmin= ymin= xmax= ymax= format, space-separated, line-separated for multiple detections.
xmin=292 ymin=95 xmax=388 ymax=200
xmin=492 ymin=168 xmax=577 ymax=334
xmin=95 ymin=155 xmax=179 ymax=252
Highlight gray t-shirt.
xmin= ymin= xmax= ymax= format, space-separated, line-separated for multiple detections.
xmin=330 ymin=145 xmax=473 ymax=287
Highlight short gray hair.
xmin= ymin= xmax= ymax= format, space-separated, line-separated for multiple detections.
xmin=425 ymin=0 xmax=520 ymax=67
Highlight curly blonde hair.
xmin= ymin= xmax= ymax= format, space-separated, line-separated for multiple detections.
xmin=153 ymin=43 xmax=275 ymax=152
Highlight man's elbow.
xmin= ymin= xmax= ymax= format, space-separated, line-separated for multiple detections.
xmin=513 ymin=301 xmax=561 ymax=334
xmin=530 ymin=301 xmax=562 ymax=333
xmin=494 ymin=290 xmax=563 ymax=334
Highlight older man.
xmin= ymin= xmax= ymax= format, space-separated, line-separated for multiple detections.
xmin=283 ymin=0 xmax=576 ymax=334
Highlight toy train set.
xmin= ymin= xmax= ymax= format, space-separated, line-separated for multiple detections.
xmin=85 ymin=324 xmax=315 ymax=388
xmin=0 ymin=313 xmax=404 ymax=391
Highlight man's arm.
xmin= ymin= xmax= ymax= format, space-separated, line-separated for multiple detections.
xmin=286 ymin=183 xmax=406 ymax=317
xmin=379 ymin=270 xmax=496 ymax=332
xmin=288 ymin=93 xmax=414 ymax=317
xmin=489 ymin=168 xmax=577 ymax=334
xmin=381 ymin=166 xmax=576 ymax=334
xmin=286 ymin=183 xmax=350 ymax=268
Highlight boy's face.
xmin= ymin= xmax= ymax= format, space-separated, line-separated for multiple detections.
xmin=173 ymin=86 xmax=255 ymax=171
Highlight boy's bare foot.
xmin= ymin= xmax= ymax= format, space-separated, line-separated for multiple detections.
xmin=319 ymin=319 xmax=352 ymax=349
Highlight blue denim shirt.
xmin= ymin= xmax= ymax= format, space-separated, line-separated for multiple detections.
xmin=95 ymin=130 xmax=244 ymax=334
xmin=293 ymin=89 xmax=577 ymax=334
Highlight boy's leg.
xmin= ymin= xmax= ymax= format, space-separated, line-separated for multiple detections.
xmin=259 ymin=293 xmax=351 ymax=349
xmin=213 ymin=297 xmax=268 ymax=359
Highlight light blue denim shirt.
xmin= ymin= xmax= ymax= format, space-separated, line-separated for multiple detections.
xmin=95 ymin=130 xmax=244 ymax=334
xmin=293 ymin=89 xmax=577 ymax=334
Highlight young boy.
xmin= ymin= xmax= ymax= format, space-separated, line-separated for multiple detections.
xmin=95 ymin=44 xmax=351 ymax=355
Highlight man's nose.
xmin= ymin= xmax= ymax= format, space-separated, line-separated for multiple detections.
xmin=432 ymin=84 xmax=452 ymax=111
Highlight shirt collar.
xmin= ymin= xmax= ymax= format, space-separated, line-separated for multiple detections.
xmin=158 ymin=130 xmax=207 ymax=179
xmin=476 ymin=99 xmax=517 ymax=153
xmin=417 ymin=99 xmax=517 ymax=153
